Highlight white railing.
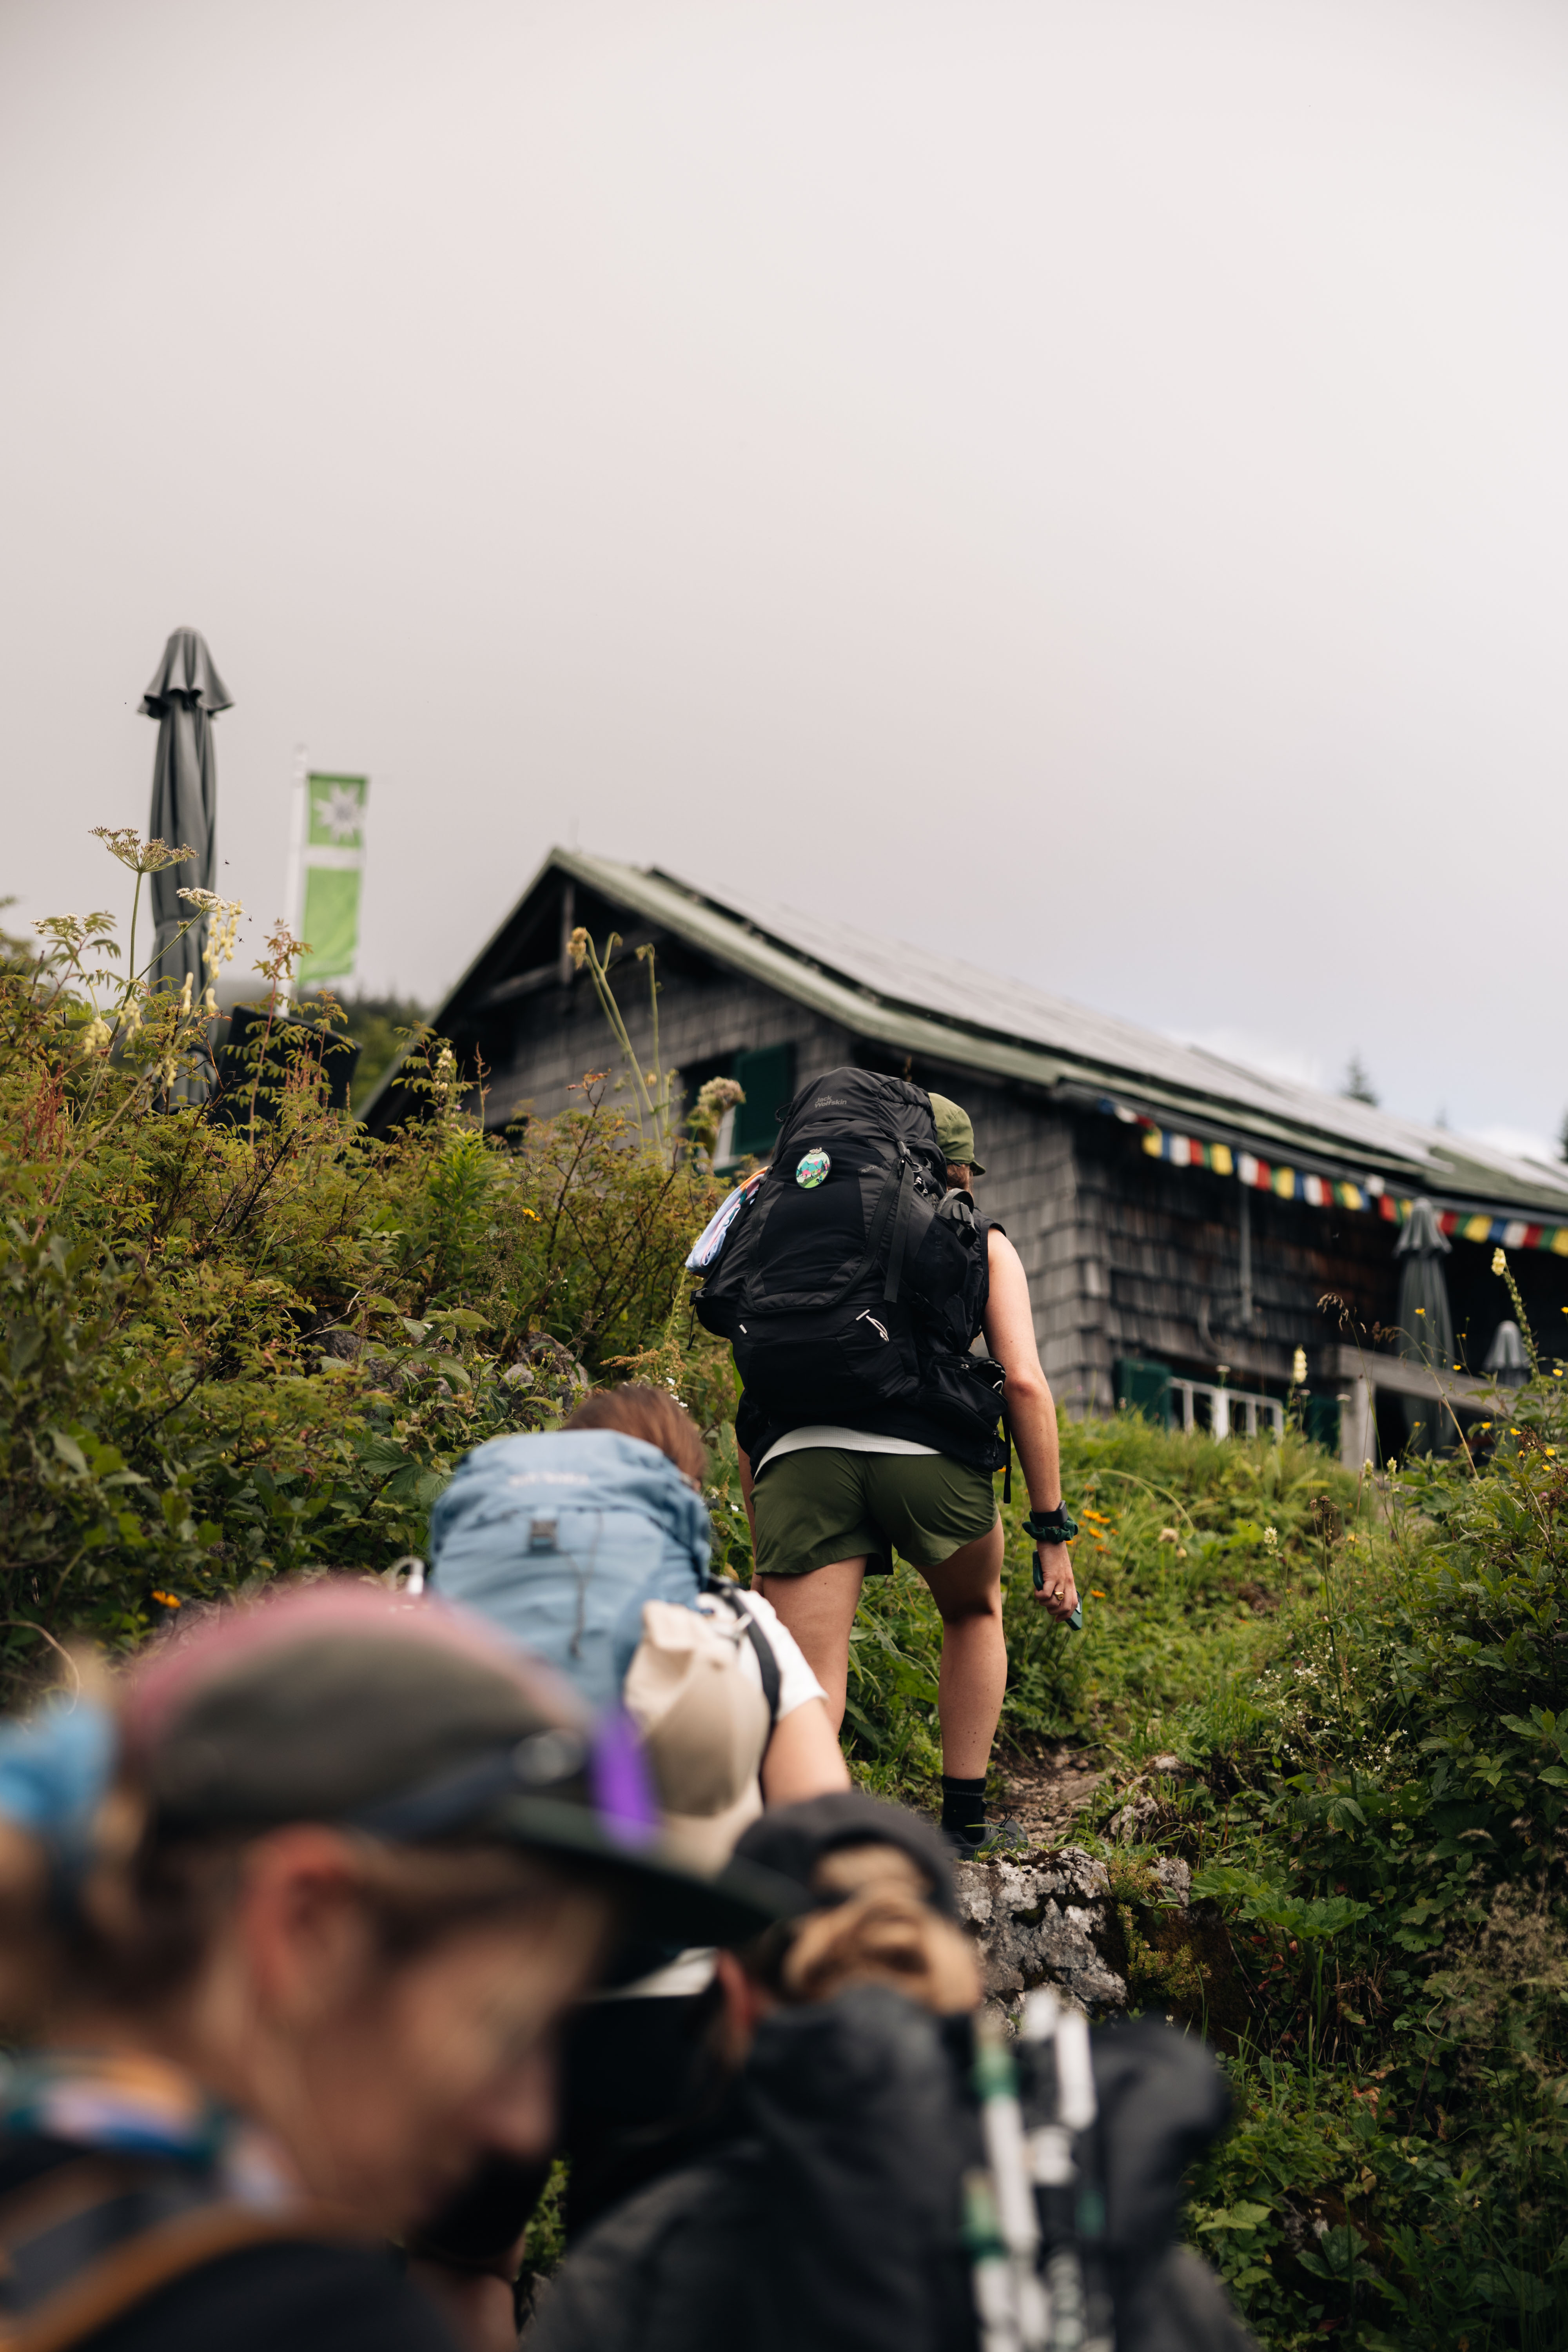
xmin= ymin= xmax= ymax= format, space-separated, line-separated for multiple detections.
xmin=1170 ymin=1379 xmax=1284 ymax=1439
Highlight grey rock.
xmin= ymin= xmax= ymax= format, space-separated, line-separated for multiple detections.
xmin=1151 ymin=1854 xmax=1192 ymax=1904
xmin=317 ymin=1328 xmax=365 ymax=1361
xmin=955 ymin=1845 xmax=1127 ymax=2014
xmin=1110 ymin=1797 xmax=1161 ymax=1844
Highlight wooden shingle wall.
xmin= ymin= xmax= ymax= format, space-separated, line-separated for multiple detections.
xmin=482 ymin=951 xmax=850 ymax=1132
xmin=1074 ymin=1118 xmax=1405 ymax=1403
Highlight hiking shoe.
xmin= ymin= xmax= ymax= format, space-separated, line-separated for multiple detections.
xmin=947 ymin=1816 xmax=1030 ymax=1862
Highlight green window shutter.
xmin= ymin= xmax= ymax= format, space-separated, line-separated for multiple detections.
xmin=1115 ymin=1357 xmax=1172 ymax=1430
xmin=1302 ymin=1393 xmax=1342 ymax=1455
xmin=729 ymin=1044 xmax=796 ymax=1161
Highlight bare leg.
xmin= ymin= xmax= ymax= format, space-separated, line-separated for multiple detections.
xmin=755 ymin=1558 xmax=868 ymax=1737
xmin=919 ymin=1518 xmax=1007 ymax=1780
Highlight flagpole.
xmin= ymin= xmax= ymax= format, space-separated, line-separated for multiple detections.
xmin=281 ymin=744 xmax=307 ymax=1011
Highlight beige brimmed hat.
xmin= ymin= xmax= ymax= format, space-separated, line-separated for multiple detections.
xmin=927 ymin=1093 xmax=985 ymax=1175
xmin=622 ymin=1600 xmax=769 ymax=1876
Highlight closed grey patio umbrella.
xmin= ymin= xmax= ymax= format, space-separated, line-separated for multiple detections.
xmin=142 ymin=628 xmax=231 ymax=1099
xmin=1484 ymin=1319 xmax=1530 ymax=1387
xmin=1395 ymin=1197 xmax=1454 ymax=1451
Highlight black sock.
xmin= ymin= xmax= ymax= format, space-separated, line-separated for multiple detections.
xmin=940 ymin=1774 xmax=987 ymax=1839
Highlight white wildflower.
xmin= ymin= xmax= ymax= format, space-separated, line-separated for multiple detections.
xmin=78 ymin=1016 xmax=112 ymax=1056
xmin=1292 ymin=1347 xmax=1307 ymax=1386
xmin=1492 ymin=1246 xmax=1506 ymax=1277
xmin=181 ymin=890 xmax=244 ymax=972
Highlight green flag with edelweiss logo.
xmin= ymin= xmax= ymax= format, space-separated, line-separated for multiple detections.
xmin=297 ymin=774 xmax=368 ymax=989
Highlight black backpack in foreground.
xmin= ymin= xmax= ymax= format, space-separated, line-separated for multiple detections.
xmin=693 ymin=1068 xmax=1005 ymax=1455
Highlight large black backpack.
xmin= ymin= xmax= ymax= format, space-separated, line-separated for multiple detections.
xmin=693 ymin=1068 xmax=1005 ymax=1456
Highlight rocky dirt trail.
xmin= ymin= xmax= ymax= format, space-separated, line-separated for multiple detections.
xmin=952 ymin=1749 xmax=1239 ymax=2036
xmin=995 ymin=1739 xmax=1105 ymax=1843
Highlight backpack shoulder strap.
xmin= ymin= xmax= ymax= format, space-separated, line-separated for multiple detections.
xmin=704 ymin=1579 xmax=782 ymax=1728
xmin=973 ymin=1218 xmax=1011 ymax=1501
xmin=0 ymin=2198 xmax=363 ymax=2352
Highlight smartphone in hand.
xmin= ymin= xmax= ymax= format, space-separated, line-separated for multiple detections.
xmin=1032 ymin=1555 xmax=1083 ymax=1631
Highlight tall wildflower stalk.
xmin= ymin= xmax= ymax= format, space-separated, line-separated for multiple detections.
xmin=566 ymin=927 xmax=679 ymax=1151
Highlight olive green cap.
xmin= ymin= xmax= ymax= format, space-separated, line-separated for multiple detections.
xmin=928 ymin=1092 xmax=985 ymax=1176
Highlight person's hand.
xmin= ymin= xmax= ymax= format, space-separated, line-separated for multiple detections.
xmin=1033 ymin=1544 xmax=1079 ymax=1621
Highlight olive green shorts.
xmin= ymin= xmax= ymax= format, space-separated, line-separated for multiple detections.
xmin=751 ymin=1447 xmax=999 ymax=1579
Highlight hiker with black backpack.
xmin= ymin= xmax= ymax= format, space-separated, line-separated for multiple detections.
xmin=691 ymin=1073 xmax=1079 ymax=1859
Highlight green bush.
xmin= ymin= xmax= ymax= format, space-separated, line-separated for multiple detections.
xmin=1185 ymin=1395 xmax=1568 ymax=2352
xmin=0 ymin=846 xmax=726 ymax=1677
xmin=841 ymin=1385 xmax=1568 ymax=2349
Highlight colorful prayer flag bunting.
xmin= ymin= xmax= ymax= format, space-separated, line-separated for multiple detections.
xmin=1130 ymin=1116 xmax=1566 ymax=1256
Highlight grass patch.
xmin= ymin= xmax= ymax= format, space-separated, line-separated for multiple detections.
xmin=842 ymin=1413 xmax=1359 ymax=1795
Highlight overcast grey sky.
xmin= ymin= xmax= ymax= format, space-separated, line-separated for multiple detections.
xmin=4 ymin=0 xmax=1565 ymax=1155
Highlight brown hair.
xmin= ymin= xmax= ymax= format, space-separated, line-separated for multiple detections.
xmin=564 ymin=1384 xmax=708 ymax=1486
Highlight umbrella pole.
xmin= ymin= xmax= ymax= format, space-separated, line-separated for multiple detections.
xmin=280 ymin=744 xmax=308 ymax=1012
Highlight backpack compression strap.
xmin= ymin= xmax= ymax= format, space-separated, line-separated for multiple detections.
xmin=704 ymin=1580 xmax=782 ymax=1728
xmin=881 ymin=1158 xmax=919 ymax=1305
xmin=0 ymin=2195 xmax=366 ymax=2352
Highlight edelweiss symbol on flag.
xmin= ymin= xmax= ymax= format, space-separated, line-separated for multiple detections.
xmin=312 ymin=782 xmax=363 ymax=843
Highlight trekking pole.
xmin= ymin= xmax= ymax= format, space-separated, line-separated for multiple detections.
xmin=963 ymin=2167 xmax=1024 ymax=2352
xmin=1018 ymin=1990 xmax=1114 ymax=2352
xmin=967 ymin=2012 xmax=1051 ymax=2352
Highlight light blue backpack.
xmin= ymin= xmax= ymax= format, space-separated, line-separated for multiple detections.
xmin=427 ymin=1429 xmax=713 ymax=1717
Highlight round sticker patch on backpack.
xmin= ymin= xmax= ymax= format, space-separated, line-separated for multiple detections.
xmin=795 ymin=1147 xmax=831 ymax=1189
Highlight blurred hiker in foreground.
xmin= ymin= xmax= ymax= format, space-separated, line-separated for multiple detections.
xmin=528 ymin=1791 xmax=1255 ymax=2352
xmin=0 ymin=1584 xmax=793 ymax=2352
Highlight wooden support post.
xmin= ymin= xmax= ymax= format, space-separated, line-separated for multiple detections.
xmin=1339 ymin=1374 xmax=1373 ymax=1470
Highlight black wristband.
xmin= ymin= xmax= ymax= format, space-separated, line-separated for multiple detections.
xmin=1025 ymin=1506 xmax=1077 ymax=1544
